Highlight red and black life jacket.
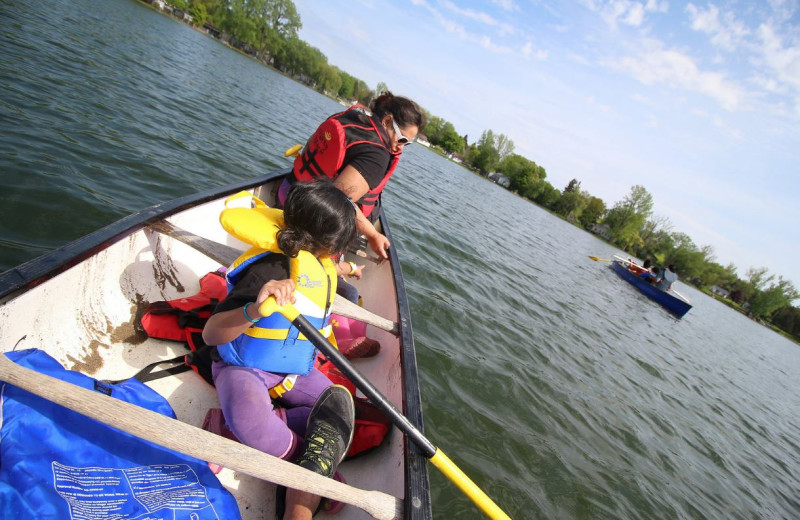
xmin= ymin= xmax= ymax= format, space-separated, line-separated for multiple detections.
xmin=138 ymin=270 xmax=228 ymax=385
xmin=292 ymin=105 xmax=401 ymax=218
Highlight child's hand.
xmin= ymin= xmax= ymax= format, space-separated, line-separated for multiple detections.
xmin=349 ymin=263 xmax=366 ymax=280
xmin=257 ymin=279 xmax=296 ymax=307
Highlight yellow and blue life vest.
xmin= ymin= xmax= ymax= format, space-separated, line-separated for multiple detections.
xmin=215 ymin=194 xmax=338 ymax=375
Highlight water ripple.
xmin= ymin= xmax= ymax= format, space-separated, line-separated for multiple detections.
xmin=4 ymin=2 xmax=800 ymax=518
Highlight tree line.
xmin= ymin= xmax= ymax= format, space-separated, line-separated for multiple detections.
xmin=160 ymin=0 xmax=799 ymax=342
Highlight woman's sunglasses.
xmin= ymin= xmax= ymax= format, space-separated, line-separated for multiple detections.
xmin=391 ymin=118 xmax=413 ymax=146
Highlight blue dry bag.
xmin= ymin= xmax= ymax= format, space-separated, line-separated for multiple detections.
xmin=0 ymin=348 xmax=241 ymax=520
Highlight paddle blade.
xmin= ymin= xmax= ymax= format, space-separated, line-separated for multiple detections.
xmin=588 ymin=255 xmax=612 ymax=262
xmin=430 ymin=450 xmax=512 ymax=520
xmin=285 ymin=144 xmax=302 ymax=157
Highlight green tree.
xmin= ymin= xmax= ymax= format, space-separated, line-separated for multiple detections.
xmin=554 ymin=180 xmax=585 ymax=222
xmin=603 ymin=185 xmax=654 ymax=251
xmin=264 ymin=0 xmax=301 ymax=39
xmin=495 ymin=133 xmax=515 ymax=162
xmin=579 ymin=196 xmax=606 ymax=228
xmin=352 ymin=80 xmax=372 ymax=105
xmin=746 ymin=269 xmax=799 ymax=319
xmin=337 ymin=71 xmax=356 ymax=99
xmin=534 ymin=182 xmax=561 ymax=208
xmin=317 ymin=64 xmax=341 ymax=94
xmin=189 ymin=1 xmax=208 ymax=26
xmin=423 ymin=116 xmax=445 ymax=143
xmin=374 ymin=81 xmax=389 ymax=99
xmin=773 ymin=306 xmax=800 ymax=337
xmin=470 ymin=130 xmax=500 ymax=173
xmin=499 ymin=154 xmax=542 ymax=193
xmin=438 ymin=122 xmax=464 ymax=154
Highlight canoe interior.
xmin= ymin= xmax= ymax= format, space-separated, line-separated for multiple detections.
xmin=0 ymin=176 xmax=428 ymax=519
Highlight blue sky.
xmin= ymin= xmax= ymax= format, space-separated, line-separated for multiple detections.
xmin=295 ymin=0 xmax=800 ymax=291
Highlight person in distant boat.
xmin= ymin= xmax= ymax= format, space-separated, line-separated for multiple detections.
xmin=639 ymin=258 xmax=654 ymax=281
xmin=203 ymin=181 xmax=358 ymax=520
xmin=655 ymin=264 xmax=678 ymax=291
xmin=282 ymin=91 xmax=426 ymax=260
xmin=626 ymin=258 xmax=647 ymax=275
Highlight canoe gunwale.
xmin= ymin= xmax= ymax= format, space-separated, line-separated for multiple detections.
xmin=0 ymin=170 xmax=290 ymax=303
xmin=379 ymin=208 xmax=433 ymax=520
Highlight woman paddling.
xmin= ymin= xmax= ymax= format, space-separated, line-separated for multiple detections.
xmin=281 ymin=91 xmax=426 ymax=260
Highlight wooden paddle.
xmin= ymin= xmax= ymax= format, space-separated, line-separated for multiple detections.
xmin=0 ymin=353 xmax=403 ymax=520
xmin=588 ymin=255 xmax=612 ymax=262
xmin=260 ymin=298 xmax=513 ymax=520
xmin=147 ymin=220 xmax=399 ymax=335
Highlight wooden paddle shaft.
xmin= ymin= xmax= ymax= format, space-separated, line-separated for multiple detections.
xmin=0 ymin=353 xmax=403 ymax=520
xmin=332 ymin=296 xmax=399 ymax=335
xmin=147 ymin=221 xmax=400 ymax=335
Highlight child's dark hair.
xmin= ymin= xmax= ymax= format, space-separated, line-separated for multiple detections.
xmin=277 ymin=181 xmax=358 ymax=258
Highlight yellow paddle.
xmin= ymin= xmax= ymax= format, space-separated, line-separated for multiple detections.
xmin=588 ymin=255 xmax=612 ymax=262
xmin=285 ymin=144 xmax=302 ymax=157
xmin=259 ymin=298 xmax=512 ymax=520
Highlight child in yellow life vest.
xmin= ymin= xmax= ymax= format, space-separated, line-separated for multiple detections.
xmin=202 ymin=181 xmax=358 ymax=519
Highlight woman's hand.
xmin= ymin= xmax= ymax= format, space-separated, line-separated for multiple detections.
xmin=368 ymin=232 xmax=391 ymax=260
xmin=256 ymin=279 xmax=296 ymax=307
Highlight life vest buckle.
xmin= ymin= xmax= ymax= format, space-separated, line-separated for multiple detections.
xmin=268 ymin=374 xmax=298 ymax=399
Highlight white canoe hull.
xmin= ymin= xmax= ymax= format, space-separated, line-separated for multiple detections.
xmin=0 ymin=170 xmax=432 ymax=519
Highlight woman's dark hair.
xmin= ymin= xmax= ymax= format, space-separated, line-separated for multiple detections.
xmin=370 ymin=91 xmax=426 ymax=130
xmin=277 ymin=181 xmax=358 ymax=258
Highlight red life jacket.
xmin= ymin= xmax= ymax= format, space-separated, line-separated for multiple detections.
xmin=292 ymin=105 xmax=401 ymax=218
xmin=139 ymin=270 xmax=227 ymax=385
xmin=140 ymin=270 xmax=228 ymax=342
xmin=316 ymin=356 xmax=392 ymax=458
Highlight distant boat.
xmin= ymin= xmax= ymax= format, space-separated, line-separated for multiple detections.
xmin=610 ymin=257 xmax=693 ymax=318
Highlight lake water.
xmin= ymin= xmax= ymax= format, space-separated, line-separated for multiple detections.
xmin=2 ymin=1 xmax=800 ymax=518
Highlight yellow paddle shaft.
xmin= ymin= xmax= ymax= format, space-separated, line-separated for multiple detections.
xmin=260 ymin=297 xmax=514 ymax=519
xmin=430 ymin=449 xmax=512 ymax=520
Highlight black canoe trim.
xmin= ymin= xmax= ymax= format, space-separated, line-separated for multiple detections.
xmin=379 ymin=204 xmax=434 ymax=520
xmin=0 ymin=170 xmax=289 ymax=303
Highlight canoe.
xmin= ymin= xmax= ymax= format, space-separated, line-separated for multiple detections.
xmin=610 ymin=258 xmax=693 ymax=318
xmin=0 ymin=168 xmax=433 ymax=520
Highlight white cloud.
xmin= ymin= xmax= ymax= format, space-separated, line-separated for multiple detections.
xmin=685 ymin=3 xmax=750 ymax=52
xmin=757 ymin=23 xmax=800 ymax=115
xmin=492 ymin=0 xmax=520 ymax=12
xmin=609 ymin=42 xmax=746 ymax=110
xmin=585 ymin=0 xmax=667 ymax=29
xmin=522 ymin=41 xmax=549 ymax=60
xmin=440 ymin=0 xmax=517 ymax=36
xmin=645 ymin=0 xmax=668 ymax=14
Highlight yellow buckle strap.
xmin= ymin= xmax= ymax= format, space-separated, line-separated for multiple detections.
xmin=244 ymin=325 xmax=332 ymax=340
xmin=268 ymin=374 xmax=298 ymax=399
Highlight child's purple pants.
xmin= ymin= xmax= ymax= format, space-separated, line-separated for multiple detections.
xmin=212 ymin=361 xmax=332 ymax=460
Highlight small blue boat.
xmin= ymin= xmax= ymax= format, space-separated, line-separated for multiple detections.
xmin=610 ymin=259 xmax=693 ymax=318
